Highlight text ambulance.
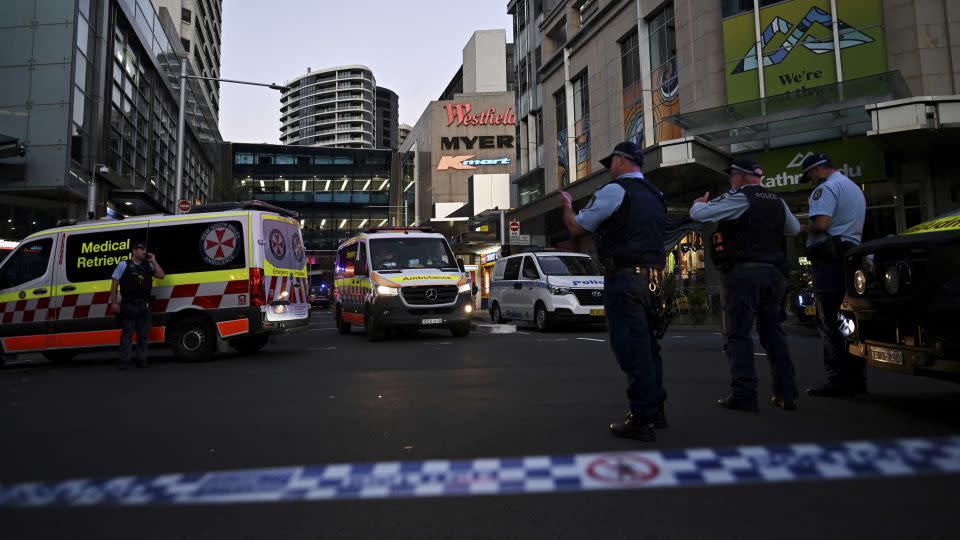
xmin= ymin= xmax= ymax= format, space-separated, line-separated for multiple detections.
xmin=0 ymin=201 xmax=308 ymax=365
xmin=334 ymin=228 xmax=474 ymax=340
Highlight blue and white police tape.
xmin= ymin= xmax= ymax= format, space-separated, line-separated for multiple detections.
xmin=2 ymin=436 xmax=958 ymax=507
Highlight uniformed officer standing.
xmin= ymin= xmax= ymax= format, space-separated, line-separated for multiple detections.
xmin=561 ymin=141 xmax=667 ymax=442
xmin=109 ymin=242 xmax=166 ymax=369
xmin=800 ymin=153 xmax=867 ymax=397
xmin=690 ymin=159 xmax=800 ymax=411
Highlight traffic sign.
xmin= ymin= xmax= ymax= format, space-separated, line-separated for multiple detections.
xmin=509 ymin=220 xmax=520 ymax=233
xmin=177 ymin=199 xmax=192 ymax=214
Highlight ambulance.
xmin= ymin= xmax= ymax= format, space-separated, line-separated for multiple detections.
xmin=0 ymin=201 xmax=309 ymax=366
xmin=333 ymin=228 xmax=475 ymax=340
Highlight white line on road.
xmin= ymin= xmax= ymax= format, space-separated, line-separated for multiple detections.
xmin=307 ymin=346 xmax=337 ymax=351
xmin=754 ymin=353 xmax=767 ymax=356
xmin=536 ymin=338 xmax=568 ymax=342
xmin=576 ymin=337 xmax=605 ymax=342
xmin=515 ymin=331 xmax=531 ymax=335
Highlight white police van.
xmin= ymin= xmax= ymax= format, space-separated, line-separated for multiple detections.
xmin=488 ymin=251 xmax=606 ymax=331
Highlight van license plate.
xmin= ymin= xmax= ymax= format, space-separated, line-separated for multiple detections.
xmin=421 ymin=318 xmax=443 ymax=325
xmin=869 ymin=346 xmax=903 ymax=366
xmin=804 ymin=306 xmax=816 ymax=315
xmin=590 ymin=309 xmax=604 ymax=317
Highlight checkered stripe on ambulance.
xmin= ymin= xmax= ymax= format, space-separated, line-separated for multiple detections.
xmin=259 ymin=214 xmax=309 ymax=319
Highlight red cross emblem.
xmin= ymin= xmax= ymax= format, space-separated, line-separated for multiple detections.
xmin=291 ymin=233 xmax=304 ymax=263
xmin=269 ymin=229 xmax=287 ymax=259
xmin=200 ymin=223 xmax=240 ymax=266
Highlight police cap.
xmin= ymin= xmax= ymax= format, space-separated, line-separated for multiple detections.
xmin=800 ymin=153 xmax=833 ymax=182
xmin=133 ymin=241 xmax=147 ymax=249
xmin=599 ymin=141 xmax=644 ymax=169
xmin=723 ymin=159 xmax=763 ymax=177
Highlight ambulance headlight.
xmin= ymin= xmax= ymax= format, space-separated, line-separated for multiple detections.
xmin=838 ymin=312 xmax=856 ymax=338
xmin=883 ymin=266 xmax=901 ymax=295
xmin=853 ymin=270 xmax=867 ymax=296
xmin=458 ymin=283 xmax=471 ymax=293
xmin=549 ymin=286 xmax=570 ymax=295
xmin=376 ymin=285 xmax=400 ymax=296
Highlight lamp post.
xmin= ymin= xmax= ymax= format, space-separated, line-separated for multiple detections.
xmin=174 ymin=58 xmax=289 ymax=213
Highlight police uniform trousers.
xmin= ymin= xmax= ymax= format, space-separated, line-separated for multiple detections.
xmin=720 ymin=263 xmax=797 ymax=401
xmin=603 ymin=268 xmax=666 ymax=421
xmin=813 ymin=258 xmax=866 ymax=389
xmin=119 ymin=299 xmax=152 ymax=365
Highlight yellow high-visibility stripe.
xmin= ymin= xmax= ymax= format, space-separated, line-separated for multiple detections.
xmin=22 ymin=212 xmax=249 ymax=241
xmin=0 ymin=287 xmax=52 ymax=304
xmin=903 ymin=215 xmax=960 ymax=235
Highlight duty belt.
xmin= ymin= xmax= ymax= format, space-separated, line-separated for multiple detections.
xmin=605 ymin=265 xmax=663 ymax=295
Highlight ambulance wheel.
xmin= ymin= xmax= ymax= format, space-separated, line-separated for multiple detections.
xmin=450 ymin=322 xmax=471 ymax=338
xmin=490 ymin=302 xmax=506 ymax=324
xmin=335 ymin=307 xmax=351 ymax=334
xmin=229 ymin=334 xmax=270 ymax=354
xmin=170 ymin=316 xmax=215 ymax=362
xmin=365 ymin=308 xmax=386 ymax=342
xmin=534 ymin=303 xmax=553 ymax=332
xmin=42 ymin=351 xmax=77 ymax=363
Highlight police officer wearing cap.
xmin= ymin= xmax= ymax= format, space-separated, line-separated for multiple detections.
xmin=690 ymin=159 xmax=800 ymax=411
xmin=109 ymin=242 xmax=165 ymax=369
xmin=561 ymin=141 xmax=667 ymax=442
xmin=800 ymin=153 xmax=867 ymax=397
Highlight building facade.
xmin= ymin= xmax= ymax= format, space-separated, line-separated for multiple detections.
xmin=151 ymin=0 xmax=222 ymax=122
xmin=279 ymin=65 xmax=378 ymax=149
xmin=0 ymin=0 xmax=223 ymax=240
xmin=506 ymin=0 xmax=960 ymax=290
xmin=375 ymin=86 xmax=399 ymax=150
xmin=226 ymin=142 xmax=396 ymax=280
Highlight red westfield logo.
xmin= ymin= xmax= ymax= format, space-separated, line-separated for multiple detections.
xmin=445 ymin=103 xmax=517 ymax=127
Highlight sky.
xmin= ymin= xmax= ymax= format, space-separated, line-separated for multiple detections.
xmin=218 ymin=0 xmax=514 ymax=144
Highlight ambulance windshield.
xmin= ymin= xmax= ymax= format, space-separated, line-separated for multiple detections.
xmin=370 ymin=238 xmax=457 ymax=271
xmin=537 ymin=256 xmax=603 ymax=276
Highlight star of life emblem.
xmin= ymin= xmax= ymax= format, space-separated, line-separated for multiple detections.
xmin=200 ymin=222 xmax=240 ymax=266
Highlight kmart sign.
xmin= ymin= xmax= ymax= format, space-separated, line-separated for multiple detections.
xmin=745 ymin=137 xmax=885 ymax=192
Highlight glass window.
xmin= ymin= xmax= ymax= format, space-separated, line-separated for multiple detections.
xmin=0 ymin=239 xmax=53 ymax=290
xmin=275 ymin=154 xmax=295 ymax=165
xmin=181 ymin=7 xmax=192 ymax=23
xmin=620 ymin=30 xmax=641 ymax=89
xmin=369 ymin=238 xmax=456 ymax=271
xmin=721 ymin=0 xmax=753 ymax=19
xmin=256 ymin=155 xmax=273 ymax=165
xmin=521 ymin=256 xmax=540 ymax=279
xmin=235 ymin=153 xmax=254 ymax=164
xmin=503 ymin=257 xmax=522 ymax=281
xmin=536 ymin=255 xmax=603 ymax=276
xmin=334 ymin=156 xmax=353 ymax=165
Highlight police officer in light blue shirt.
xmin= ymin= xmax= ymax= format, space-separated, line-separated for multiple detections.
xmin=800 ymin=153 xmax=867 ymax=397
xmin=561 ymin=141 xmax=667 ymax=442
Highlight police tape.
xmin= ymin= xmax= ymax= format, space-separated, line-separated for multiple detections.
xmin=1 ymin=436 xmax=958 ymax=507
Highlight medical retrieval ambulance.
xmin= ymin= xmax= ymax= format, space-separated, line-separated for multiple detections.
xmin=0 ymin=201 xmax=309 ymax=366
xmin=488 ymin=251 xmax=606 ymax=331
xmin=333 ymin=228 xmax=474 ymax=340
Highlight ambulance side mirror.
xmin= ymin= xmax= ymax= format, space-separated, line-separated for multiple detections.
xmin=457 ymin=258 xmax=466 ymax=272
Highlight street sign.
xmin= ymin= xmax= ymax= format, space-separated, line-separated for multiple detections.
xmin=509 ymin=220 xmax=520 ymax=238
xmin=177 ymin=199 xmax=192 ymax=214
xmin=511 ymin=234 xmax=531 ymax=245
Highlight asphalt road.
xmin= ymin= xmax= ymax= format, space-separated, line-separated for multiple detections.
xmin=2 ymin=311 xmax=958 ymax=539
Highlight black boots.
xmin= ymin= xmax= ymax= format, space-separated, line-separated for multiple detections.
xmin=716 ymin=394 xmax=759 ymax=412
xmin=609 ymin=412 xmax=656 ymax=442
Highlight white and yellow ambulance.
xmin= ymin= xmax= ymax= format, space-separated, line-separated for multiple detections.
xmin=333 ymin=228 xmax=475 ymax=340
xmin=0 ymin=201 xmax=309 ymax=365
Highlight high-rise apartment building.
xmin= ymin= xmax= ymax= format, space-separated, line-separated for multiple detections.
xmin=152 ymin=0 xmax=223 ymax=122
xmin=279 ymin=66 xmax=378 ymax=149
xmin=375 ymin=86 xmax=400 ymax=150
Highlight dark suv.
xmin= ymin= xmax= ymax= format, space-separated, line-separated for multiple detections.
xmin=840 ymin=210 xmax=960 ymax=382
xmin=309 ymin=284 xmax=331 ymax=309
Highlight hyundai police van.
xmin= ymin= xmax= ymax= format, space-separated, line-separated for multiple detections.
xmin=333 ymin=228 xmax=474 ymax=340
xmin=489 ymin=251 xmax=606 ymax=331
xmin=0 ymin=201 xmax=309 ymax=366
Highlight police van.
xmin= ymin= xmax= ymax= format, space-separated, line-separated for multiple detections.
xmin=0 ymin=201 xmax=309 ymax=366
xmin=333 ymin=228 xmax=474 ymax=340
xmin=489 ymin=251 xmax=606 ymax=331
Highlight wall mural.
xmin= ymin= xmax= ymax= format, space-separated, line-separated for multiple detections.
xmin=557 ymin=128 xmax=569 ymax=187
xmin=652 ymin=57 xmax=681 ymax=143
xmin=622 ymin=81 xmax=644 ymax=146
xmin=574 ymin=116 xmax=591 ymax=180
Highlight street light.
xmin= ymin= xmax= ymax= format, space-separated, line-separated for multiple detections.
xmin=174 ymin=58 xmax=289 ymax=213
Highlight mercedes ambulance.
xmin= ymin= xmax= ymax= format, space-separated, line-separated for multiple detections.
xmin=488 ymin=251 xmax=606 ymax=331
xmin=333 ymin=228 xmax=474 ymax=340
xmin=0 ymin=201 xmax=309 ymax=366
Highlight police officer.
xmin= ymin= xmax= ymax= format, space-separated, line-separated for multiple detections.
xmin=561 ymin=141 xmax=667 ymax=442
xmin=800 ymin=153 xmax=867 ymax=397
xmin=690 ymin=159 xmax=800 ymax=411
xmin=109 ymin=242 xmax=166 ymax=368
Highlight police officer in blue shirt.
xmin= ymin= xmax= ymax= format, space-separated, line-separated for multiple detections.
xmin=690 ymin=159 xmax=801 ymax=411
xmin=109 ymin=242 xmax=166 ymax=369
xmin=800 ymin=153 xmax=867 ymax=397
xmin=561 ymin=141 xmax=667 ymax=442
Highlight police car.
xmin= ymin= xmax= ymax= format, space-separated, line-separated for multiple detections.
xmin=333 ymin=228 xmax=474 ymax=340
xmin=488 ymin=251 xmax=606 ymax=331
xmin=0 ymin=201 xmax=309 ymax=366
xmin=840 ymin=209 xmax=960 ymax=381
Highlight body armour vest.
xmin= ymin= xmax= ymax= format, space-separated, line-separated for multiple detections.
xmin=709 ymin=185 xmax=786 ymax=270
xmin=119 ymin=260 xmax=153 ymax=301
xmin=595 ymin=177 xmax=667 ymax=268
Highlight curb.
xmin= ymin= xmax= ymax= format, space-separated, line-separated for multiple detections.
xmin=470 ymin=322 xmax=517 ymax=334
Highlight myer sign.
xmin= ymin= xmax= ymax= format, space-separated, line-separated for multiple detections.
xmin=746 ymin=137 xmax=884 ymax=192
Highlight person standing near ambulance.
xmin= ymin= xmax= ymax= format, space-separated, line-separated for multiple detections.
xmin=109 ymin=242 xmax=165 ymax=368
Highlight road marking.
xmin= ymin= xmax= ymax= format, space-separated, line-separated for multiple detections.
xmin=576 ymin=338 xmax=605 ymax=342
xmin=515 ymin=331 xmax=531 ymax=335
xmin=754 ymin=353 xmax=767 ymax=356
xmin=536 ymin=338 xmax=568 ymax=342
xmin=671 ymin=336 xmax=686 ymax=339
xmin=1 ymin=436 xmax=956 ymax=507
xmin=308 ymin=347 xmax=337 ymax=351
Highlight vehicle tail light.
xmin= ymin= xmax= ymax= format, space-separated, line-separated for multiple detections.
xmin=250 ymin=268 xmax=266 ymax=307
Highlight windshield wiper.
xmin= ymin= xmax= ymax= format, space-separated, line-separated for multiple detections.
xmin=376 ymin=269 xmax=402 ymax=274
xmin=439 ymin=267 xmax=460 ymax=272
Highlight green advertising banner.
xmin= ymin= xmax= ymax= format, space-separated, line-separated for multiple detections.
xmin=723 ymin=0 xmax=887 ymax=104
xmin=745 ymin=137 xmax=885 ymax=193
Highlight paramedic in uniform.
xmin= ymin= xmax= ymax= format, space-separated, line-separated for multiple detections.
xmin=690 ymin=159 xmax=800 ymax=411
xmin=561 ymin=141 xmax=667 ymax=442
xmin=109 ymin=242 xmax=165 ymax=368
xmin=799 ymin=153 xmax=867 ymax=397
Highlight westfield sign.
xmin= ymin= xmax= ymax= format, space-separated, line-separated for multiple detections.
xmin=445 ymin=103 xmax=517 ymax=127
